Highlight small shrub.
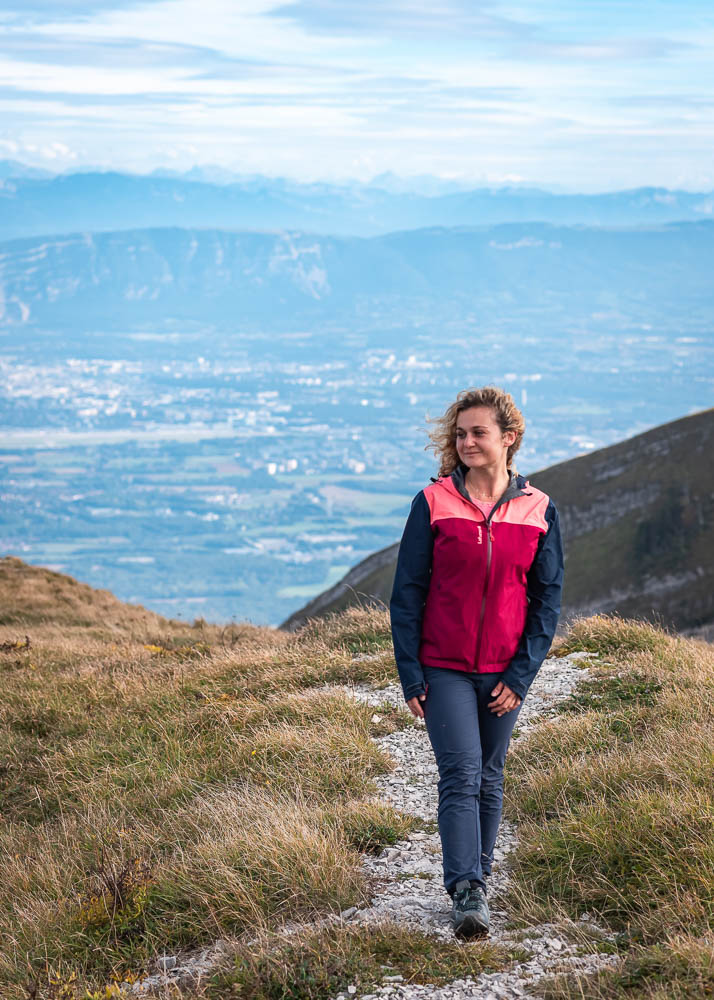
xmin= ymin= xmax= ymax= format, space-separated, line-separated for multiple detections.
xmin=77 ymin=856 xmax=155 ymax=936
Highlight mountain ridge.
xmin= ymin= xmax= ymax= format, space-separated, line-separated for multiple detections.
xmin=2 ymin=168 xmax=714 ymax=242
xmin=3 ymin=220 xmax=714 ymax=328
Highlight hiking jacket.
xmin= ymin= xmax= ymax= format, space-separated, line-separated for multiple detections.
xmin=389 ymin=465 xmax=564 ymax=703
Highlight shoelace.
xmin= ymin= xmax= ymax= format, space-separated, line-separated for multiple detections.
xmin=454 ymin=885 xmax=486 ymax=908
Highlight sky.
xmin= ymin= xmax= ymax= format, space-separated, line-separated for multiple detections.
xmin=1 ymin=0 xmax=713 ymax=190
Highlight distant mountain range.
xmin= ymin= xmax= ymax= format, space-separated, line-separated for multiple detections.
xmin=0 ymin=160 xmax=483 ymax=193
xmin=2 ymin=220 xmax=714 ymax=328
xmin=281 ymin=408 xmax=714 ymax=638
xmin=1 ymin=164 xmax=713 ymax=241
xmin=146 ymin=166 xmax=482 ymax=195
xmin=0 ymin=159 xmax=54 ymax=181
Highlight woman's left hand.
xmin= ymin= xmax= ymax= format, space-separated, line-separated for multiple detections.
xmin=488 ymin=681 xmax=522 ymax=716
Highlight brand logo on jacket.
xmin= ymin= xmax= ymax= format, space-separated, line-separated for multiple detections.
xmin=477 ymin=525 xmax=483 ymax=544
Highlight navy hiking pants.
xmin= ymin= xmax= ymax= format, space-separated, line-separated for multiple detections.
xmin=422 ymin=665 xmax=523 ymax=896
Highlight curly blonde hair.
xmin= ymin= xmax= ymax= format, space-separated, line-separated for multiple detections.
xmin=426 ymin=386 xmax=526 ymax=477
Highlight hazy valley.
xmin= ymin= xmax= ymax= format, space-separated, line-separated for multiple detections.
xmin=1 ymin=172 xmax=713 ymax=625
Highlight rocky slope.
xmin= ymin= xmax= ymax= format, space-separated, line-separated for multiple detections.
xmin=2 ymin=221 xmax=714 ymax=327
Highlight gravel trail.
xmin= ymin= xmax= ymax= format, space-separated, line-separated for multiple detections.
xmin=128 ymin=651 xmax=620 ymax=998
xmin=327 ymin=651 xmax=620 ymax=999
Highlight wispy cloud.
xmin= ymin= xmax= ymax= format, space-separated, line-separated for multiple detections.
xmin=0 ymin=0 xmax=712 ymax=190
xmin=270 ymin=0 xmax=537 ymax=41
xmin=269 ymin=0 xmax=701 ymax=61
xmin=0 ymin=32 xmax=271 ymax=72
xmin=0 ymin=0 xmax=151 ymax=26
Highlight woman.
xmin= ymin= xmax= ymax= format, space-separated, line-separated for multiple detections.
xmin=389 ymin=386 xmax=564 ymax=938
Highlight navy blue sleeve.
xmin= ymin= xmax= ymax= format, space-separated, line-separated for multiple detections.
xmin=499 ymin=500 xmax=564 ymax=701
xmin=389 ymin=491 xmax=434 ymax=703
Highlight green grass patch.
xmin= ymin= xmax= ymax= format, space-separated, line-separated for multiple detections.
xmin=0 ymin=679 xmax=393 ymax=825
xmin=323 ymin=799 xmax=419 ymax=854
xmin=511 ymin=788 xmax=714 ymax=933
xmin=556 ymin=615 xmax=673 ymax=658
xmin=555 ymin=671 xmax=663 ymax=714
xmin=540 ymin=933 xmax=714 ymax=999
xmin=12 ymin=784 xmax=371 ymax=996
xmin=207 ymin=919 xmax=521 ymax=1000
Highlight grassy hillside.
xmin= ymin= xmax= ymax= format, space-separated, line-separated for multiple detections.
xmin=280 ymin=546 xmax=397 ymax=631
xmin=283 ymin=407 xmax=714 ymax=636
xmin=0 ymin=560 xmax=518 ymax=997
xmin=0 ymin=554 xmax=195 ymax=635
xmin=0 ymin=560 xmax=711 ymax=998
xmin=527 ymin=407 xmax=714 ymax=631
xmin=504 ymin=614 xmax=714 ymax=997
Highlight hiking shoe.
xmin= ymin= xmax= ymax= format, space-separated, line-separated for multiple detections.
xmin=450 ymin=879 xmax=489 ymax=937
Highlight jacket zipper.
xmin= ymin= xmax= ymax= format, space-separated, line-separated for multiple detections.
xmin=452 ymin=469 xmax=532 ymax=673
xmin=473 ymin=511 xmax=493 ymax=670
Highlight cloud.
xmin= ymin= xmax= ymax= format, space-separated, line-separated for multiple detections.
xmin=608 ymin=93 xmax=714 ymax=109
xmin=510 ymin=36 xmax=697 ymax=62
xmin=0 ymin=0 xmax=711 ymax=187
xmin=0 ymin=0 xmax=154 ymax=26
xmin=0 ymin=30 xmax=286 ymax=74
xmin=269 ymin=0 xmax=702 ymax=63
xmin=0 ymin=84 xmax=202 ymax=105
xmin=270 ymin=0 xmax=536 ymax=41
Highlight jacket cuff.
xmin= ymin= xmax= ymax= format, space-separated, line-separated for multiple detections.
xmin=402 ymin=680 xmax=426 ymax=702
xmin=498 ymin=671 xmax=528 ymax=701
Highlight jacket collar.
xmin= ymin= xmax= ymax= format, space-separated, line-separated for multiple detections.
xmin=436 ymin=463 xmax=531 ymax=511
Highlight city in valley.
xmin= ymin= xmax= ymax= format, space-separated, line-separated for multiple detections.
xmin=2 ymin=303 xmax=710 ymax=625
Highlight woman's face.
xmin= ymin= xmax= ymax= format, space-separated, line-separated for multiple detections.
xmin=455 ymin=406 xmax=515 ymax=472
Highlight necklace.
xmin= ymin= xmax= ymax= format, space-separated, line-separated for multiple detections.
xmin=466 ymin=476 xmax=508 ymax=501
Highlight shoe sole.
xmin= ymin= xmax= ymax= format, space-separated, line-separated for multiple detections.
xmin=453 ymin=912 xmax=489 ymax=938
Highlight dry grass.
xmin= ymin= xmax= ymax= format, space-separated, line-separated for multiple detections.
xmin=0 ymin=566 xmax=416 ymax=999
xmin=541 ymin=932 xmax=714 ymax=999
xmin=0 ymin=555 xmax=196 ymax=634
xmin=3 ymin=561 xmax=712 ymax=999
xmin=504 ymin=614 xmax=714 ymax=997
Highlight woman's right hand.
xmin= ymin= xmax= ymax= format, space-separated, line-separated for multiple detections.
xmin=407 ymin=692 xmax=427 ymax=719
